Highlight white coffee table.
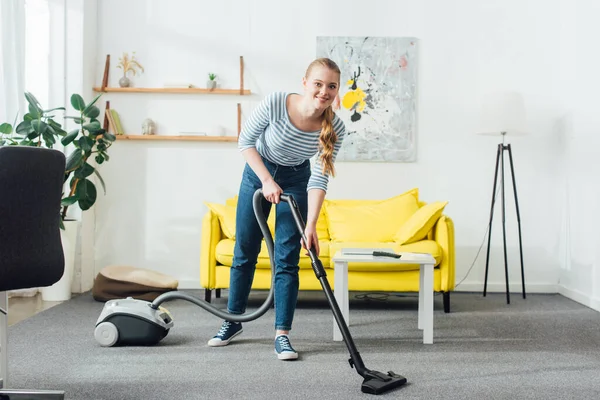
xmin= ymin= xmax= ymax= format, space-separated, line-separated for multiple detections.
xmin=332 ymin=250 xmax=436 ymax=344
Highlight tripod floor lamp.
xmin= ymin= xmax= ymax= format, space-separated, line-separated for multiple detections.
xmin=476 ymin=92 xmax=527 ymax=304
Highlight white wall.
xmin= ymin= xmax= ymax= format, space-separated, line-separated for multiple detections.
xmin=556 ymin=0 xmax=600 ymax=311
xmin=90 ymin=0 xmax=573 ymax=292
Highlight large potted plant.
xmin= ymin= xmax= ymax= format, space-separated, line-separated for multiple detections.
xmin=1 ymin=92 xmax=116 ymax=300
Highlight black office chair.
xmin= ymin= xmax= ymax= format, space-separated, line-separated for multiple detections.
xmin=0 ymin=146 xmax=67 ymax=399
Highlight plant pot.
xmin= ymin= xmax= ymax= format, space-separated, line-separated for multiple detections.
xmin=119 ymin=76 xmax=131 ymax=88
xmin=207 ymin=80 xmax=216 ymax=90
xmin=40 ymin=219 xmax=79 ymax=301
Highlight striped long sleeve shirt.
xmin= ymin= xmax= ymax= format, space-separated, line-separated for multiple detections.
xmin=238 ymin=92 xmax=346 ymax=192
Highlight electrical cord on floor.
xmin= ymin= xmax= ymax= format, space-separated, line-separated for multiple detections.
xmin=353 ymin=292 xmax=442 ymax=301
xmin=453 ymin=175 xmax=502 ymax=290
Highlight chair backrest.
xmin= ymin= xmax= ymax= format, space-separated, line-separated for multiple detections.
xmin=0 ymin=146 xmax=66 ymax=291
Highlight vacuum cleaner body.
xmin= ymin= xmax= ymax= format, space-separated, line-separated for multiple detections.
xmin=94 ymin=297 xmax=173 ymax=347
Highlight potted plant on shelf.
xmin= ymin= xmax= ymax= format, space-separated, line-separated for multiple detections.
xmin=1 ymin=92 xmax=116 ymax=301
xmin=116 ymin=51 xmax=145 ymax=87
xmin=207 ymin=73 xmax=217 ymax=90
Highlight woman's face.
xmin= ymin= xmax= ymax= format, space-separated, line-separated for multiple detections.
xmin=303 ymin=65 xmax=340 ymax=111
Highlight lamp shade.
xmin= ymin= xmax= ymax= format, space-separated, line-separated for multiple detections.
xmin=476 ymin=92 xmax=527 ymax=136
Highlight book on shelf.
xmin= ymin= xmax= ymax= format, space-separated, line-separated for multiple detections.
xmin=106 ymin=109 xmax=124 ymax=135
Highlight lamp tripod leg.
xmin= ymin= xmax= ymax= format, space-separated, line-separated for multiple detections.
xmin=501 ymin=146 xmax=510 ymax=304
xmin=484 ymin=144 xmax=502 ymax=297
xmin=507 ymin=144 xmax=525 ymax=299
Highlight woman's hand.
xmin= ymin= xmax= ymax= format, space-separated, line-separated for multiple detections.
xmin=302 ymin=224 xmax=320 ymax=257
xmin=262 ymin=178 xmax=283 ymax=204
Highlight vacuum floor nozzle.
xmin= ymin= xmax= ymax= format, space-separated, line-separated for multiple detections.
xmin=361 ymin=370 xmax=407 ymax=395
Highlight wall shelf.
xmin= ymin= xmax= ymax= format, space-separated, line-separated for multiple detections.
xmin=116 ymin=135 xmax=238 ymax=142
xmin=93 ymin=87 xmax=251 ymax=95
xmin=97 ymin=56 xmax=248 ymax=137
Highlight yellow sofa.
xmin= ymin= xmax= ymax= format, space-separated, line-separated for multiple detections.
xmin=200 ymin=188 xmax=455 ymax=312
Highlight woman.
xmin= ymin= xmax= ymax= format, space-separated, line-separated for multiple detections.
xmin=208 ymin=57 xmax=346 ymax=360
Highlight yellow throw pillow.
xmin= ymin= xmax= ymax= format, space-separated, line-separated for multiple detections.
xmin=325 ymin=187 xmax=419 ymax=208
xmin=204 ymin=202 xmax=237 ymax=239
xmin=393 ymin=201 xmax=448 ymax=245
xmin=315 ymin=206 xmax=329 ymax=239
xmin=325 ymin=194 xmax=419 ymax=242
xmin=225 ymin=196 xmax=238 ymax=207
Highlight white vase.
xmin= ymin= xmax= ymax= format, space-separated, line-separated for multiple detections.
xmin=41 ymin=220 xmax=79 ymax=301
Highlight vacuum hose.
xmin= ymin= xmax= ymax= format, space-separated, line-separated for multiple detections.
xmin=149 ymin=188 xmax=277 ymax=321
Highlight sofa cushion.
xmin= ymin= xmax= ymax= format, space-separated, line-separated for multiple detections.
xmin=394 ymin=201 xmax=448 ymax=245
xmin=222 ymin=196 xmax=329 ymax=240
xmin=325 ymin=192 xmax=419 ymax=242
xmin=329 ymin=240 xmax=442 ymax=271
xmin=205 ymin=201 xmax=276 ymax=239
xmin=215 ymin=238 xmax=330 ymax=269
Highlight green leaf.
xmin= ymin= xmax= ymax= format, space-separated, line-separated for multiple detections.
xmin=61 ymin=129 xmax=80 ymax=146
xmin=70 ymin=94 xmax=86 ymax=111
xmin=15 ymin=120 xmax=33 ymax=135
xmin=82 ymin=94 xmax=102 ymax=114
xmin=65 ymin=116 xmax=84 ymax=124
xmin=61 ymin=195 xmax=79 ymax=206
xmin=47 ymin=119 xmax=66 ymax=135
xmin=24 ymin=92 xmax=43 ymax=118
xmin=43 ymin=107 xmax=66 ymax=113
xmin=78 ymin=136 xmax=95 ymax=152
xmin=83 ymin=105 xmax=100 ymax=119
xmin=103 ymin=131 xmax=116 ymax=142
xmin=26 ymin=131 xmax=41 ymax=140
xmin=83 ymin=120 xmax=102 ymax=133
xmin=65 ymin=149 xmax=84 ymax=171
xmin=93 ymin=168 xmax=106 ymax=194
xmin=95 ymin=154 xmax=104 ymax=164
xmin=42 ymin=132 xmax=56 ymax=147
xmin=0 ymin=123 xmax=12 ymax=134
xmin=31 ymin=120 xmax=48 ymax=134
xmin=76 ymin=179 xmax=97 ymax=210
xmin=75 ymin=162 xmax=94 ymax=179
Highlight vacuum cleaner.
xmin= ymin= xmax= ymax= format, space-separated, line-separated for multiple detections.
xmin=94 ymin=188 xmax=407 ymax=395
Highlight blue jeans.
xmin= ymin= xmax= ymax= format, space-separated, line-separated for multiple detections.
xmin=227 ymin=156 xmax=310 ymax=331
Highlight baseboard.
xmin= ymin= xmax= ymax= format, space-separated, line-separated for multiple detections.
xmin=454 ymin=282 xmax=558 ymax=293
xmin=178 ymin=280 xmax=203 ymax=290
xmin=558 ymin=285 xmax=600 ymax=312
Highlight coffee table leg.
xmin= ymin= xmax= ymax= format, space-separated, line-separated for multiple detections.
xmin=333 ymin=261 xmax=348 ymax=341
xmin=420 ymin=263 xmax=434 ymax=344
xmin=418 ymin=266 xmax=424 ymax=330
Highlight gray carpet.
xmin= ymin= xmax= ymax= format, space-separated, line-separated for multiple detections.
xmin=6 ymin=290 xmax=600 ymax=399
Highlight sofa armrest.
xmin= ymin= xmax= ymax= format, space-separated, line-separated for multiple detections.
xmin=433 ymin=215 xmax=455 ymax=291
xmin=200 ymin=210 xmax=223 ymax=290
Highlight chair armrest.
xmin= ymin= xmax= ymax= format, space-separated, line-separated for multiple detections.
xmin=200 ymin=211 xmax=223 ymax=290
xmin=433 ymin=215 xmax=455 ymax=291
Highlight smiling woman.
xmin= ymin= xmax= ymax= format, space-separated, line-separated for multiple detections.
xmin=207 ymin=57 xmax=348 ymax=360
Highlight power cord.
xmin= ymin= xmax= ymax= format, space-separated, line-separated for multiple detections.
xmin=453 ymin=175 xmax=502 ymax=289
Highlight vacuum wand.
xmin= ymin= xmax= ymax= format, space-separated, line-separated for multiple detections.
xmin=280 ymin=191 xmax=407 ymax=395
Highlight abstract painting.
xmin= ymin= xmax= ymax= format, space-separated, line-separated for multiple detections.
xmin=316 ymin=36 xmax=418 ymax=162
